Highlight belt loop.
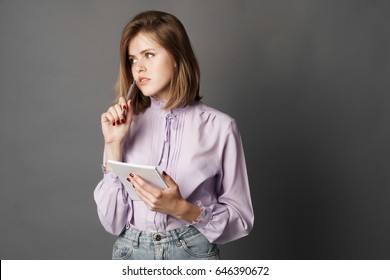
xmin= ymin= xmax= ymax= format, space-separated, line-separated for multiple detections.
xmin=132 ymin=229 xmax=141 ymax=249
xmin=172 ymin=228 xmax=182 ymax=247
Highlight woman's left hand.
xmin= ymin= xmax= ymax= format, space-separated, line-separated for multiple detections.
xmin=127 ymin=172 xmax=202 ymax=222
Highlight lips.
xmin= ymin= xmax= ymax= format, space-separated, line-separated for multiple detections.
xmin=138 ymin=77 xmax=150 ymax=85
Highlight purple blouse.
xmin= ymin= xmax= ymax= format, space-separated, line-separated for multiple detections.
xmin=94 ymin=97 xmax=254 ymax=244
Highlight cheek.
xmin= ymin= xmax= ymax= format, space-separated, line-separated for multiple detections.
xmin=131 ymin=67 xmax=136 ymax=78
xmin=155 ymin=61 xmax=174 ymax=80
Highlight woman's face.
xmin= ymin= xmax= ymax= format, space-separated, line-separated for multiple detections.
xmin=128 ymin=33 xmax=175 ymax=103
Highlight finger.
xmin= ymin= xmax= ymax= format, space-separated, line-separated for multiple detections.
xmin=101 ymin=112 xmax=110 ymax=124
xmin=133 ymin=187 xmax=154 ymax=209
xmin=129 ymin=173 xmax=162 ymax=198
xmin=118 ymin=97 xmax=128 ymax=117
xmin=128 ymin=176 xmax=156 ymax=208
xmin=161 ymin=171 xmax=177 ymax=188
xmin=118 ymin=96 xmax=127 ymax=115
xmin=114 ymin=104 xmax=125 ymax=124
xmin=104 ymin=110 xmax=116 ymax=126
xmin=108 ymin=106 xmax=121 ymax=126
xmin=120 ymin=99 xmax=133 ymax=123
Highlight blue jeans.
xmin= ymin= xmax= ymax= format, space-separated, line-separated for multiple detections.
xmin=112 ymin=225 xmax=220 ymax=260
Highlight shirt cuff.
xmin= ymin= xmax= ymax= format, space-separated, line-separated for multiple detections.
xmin=190 ymin=200 xmax=212 ymax=228
xmin=101 ymin=164 xmax=121 ymax=184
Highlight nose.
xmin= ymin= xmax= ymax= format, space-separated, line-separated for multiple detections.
xmin=134 ymin=59 xmax=146 ymax=73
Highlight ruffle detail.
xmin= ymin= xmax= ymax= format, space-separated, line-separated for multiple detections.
xmin=190 ymin=200 xmax=212 ymax=227
xmin=101 ymin=164 xmax=108 ymax=174
xmin=101 ymin=164 xmax=121 ymax=184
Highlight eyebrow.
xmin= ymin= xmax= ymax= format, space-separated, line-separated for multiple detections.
xmin=128 ymin=48 xmax=157 ymax=58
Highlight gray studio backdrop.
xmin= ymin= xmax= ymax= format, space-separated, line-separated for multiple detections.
xmin=1 ymin=0 xmax=389 ymax=259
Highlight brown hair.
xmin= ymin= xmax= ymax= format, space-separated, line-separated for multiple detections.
xmin=114 ymin=11 xmax=201 ymax=114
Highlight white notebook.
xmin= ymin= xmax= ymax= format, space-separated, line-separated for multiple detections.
xmin=107 ymin=160 xmax=168 ymax=201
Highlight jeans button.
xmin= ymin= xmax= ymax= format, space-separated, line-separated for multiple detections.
xmin=155 ymin=234 xmax=161 ymax=241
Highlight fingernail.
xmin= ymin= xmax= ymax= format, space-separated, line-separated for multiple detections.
xmin=121 ymin=118 xmax=125 ymax=124
xmin=126 ymin=178 xmax=131 ymax=182
xmin=113 ymin=122 xmax=116 ymax=126
xmin=162 ymin=171 xmax=167 ymax=176
xmin=129 ymin=173 xmax=134 ymax=177
xmin=116 ymin=120 xmax=120 ymax=125
xmin=123 ymin=105 xmax=127 ymax=110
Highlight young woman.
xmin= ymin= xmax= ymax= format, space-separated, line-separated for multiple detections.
xmin=94 ymin=10 xmax=254 ymax=260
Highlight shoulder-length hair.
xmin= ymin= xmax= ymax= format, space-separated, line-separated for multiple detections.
xmin=114 ymin=10 xmax=201 ymax=114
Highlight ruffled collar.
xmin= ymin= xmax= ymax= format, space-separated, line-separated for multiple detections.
xmin=150 ymin=96 xmax=187 ymax=116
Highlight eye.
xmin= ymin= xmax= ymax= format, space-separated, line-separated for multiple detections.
xmin=145 ymin=52 xmax=154 ymax=59
xmin=128 ymin=57 xmax=137 ymax=65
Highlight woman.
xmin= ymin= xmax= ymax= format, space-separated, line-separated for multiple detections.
xmin=94 ymin=10 xmax=254 ymax=260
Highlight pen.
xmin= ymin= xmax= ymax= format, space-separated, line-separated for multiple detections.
xmin=122 ymin=80 xmax=135 ymax=116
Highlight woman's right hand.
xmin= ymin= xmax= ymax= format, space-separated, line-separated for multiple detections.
xmin=101 ymin=96 xmax=133 ymax=145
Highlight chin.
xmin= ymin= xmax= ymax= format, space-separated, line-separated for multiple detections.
xmin=141 ymin=90 xmax=168 ymax=100
xmin=141 ymin=93 xmax=157 ymax=99
xmin=139 ymin=89 xmax=153 ymax=97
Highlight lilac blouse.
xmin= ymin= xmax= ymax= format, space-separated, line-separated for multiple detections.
xmin=94 ymin=97 xmax=254 ymax=244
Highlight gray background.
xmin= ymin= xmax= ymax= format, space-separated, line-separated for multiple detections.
xmin=1 ymin=0 xmax=389 ymax=259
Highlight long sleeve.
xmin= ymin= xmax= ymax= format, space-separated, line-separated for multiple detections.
xmin=93 ymin=99 xmax=254 ymax=242
xmin=192 ymin=120 xmax=254 ymax=244
xmin=93 ymin=166 xmax=132 ymax=235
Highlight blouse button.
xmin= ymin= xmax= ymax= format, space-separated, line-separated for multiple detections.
xmin=155 ymin=234 xmax=161 ymax=241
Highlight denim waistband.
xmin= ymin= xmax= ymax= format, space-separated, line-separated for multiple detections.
xmin=121 ymin=225 xmax=200 ymax=247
